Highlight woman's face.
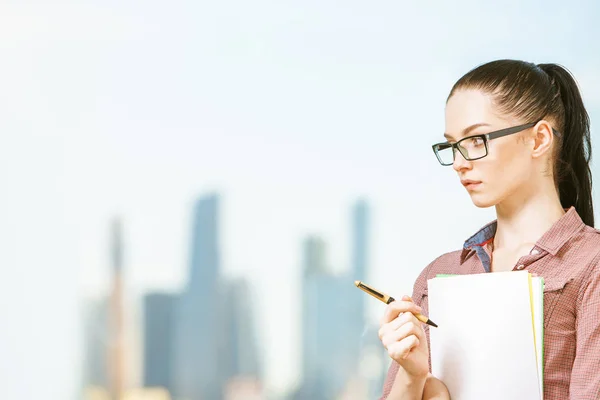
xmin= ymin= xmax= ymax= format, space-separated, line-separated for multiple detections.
xmin=444 ymin=89 xmax=537 ymax=208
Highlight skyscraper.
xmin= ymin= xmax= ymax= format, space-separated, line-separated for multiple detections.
xmin=350 ymin=199 xmax=370 ymax=360
xmin=299 ymin=236 xmax=355 ymax=400
xmin=108 ymin=217 xmax=126 ymax=400
xmin=83 ymin=298 xmax=109 ymax=390
xmin=165 ymin=192 xmax=262 ymax=399
xmin=143 ymin=292 xmax=177 ymax=391
xmin=83 ymin=217 xmax=128 ymax=398
xmin=171 ymin=193 xmax=223 ymax=400
xmin=300 ymin=235 xmax=328 ymax=378
xmin=188 ymin=193 xmax=221 ymax=289
xmin=297 ymin=199 xmax=373 ymax=400
xmin=219 ymin=278 xmax=262 ymax=383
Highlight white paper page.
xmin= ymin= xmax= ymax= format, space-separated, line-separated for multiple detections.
xmin=532 ymin=277 xmax=544 ymax=399
xmin=428 ymin=271 xmax=541 ymax=400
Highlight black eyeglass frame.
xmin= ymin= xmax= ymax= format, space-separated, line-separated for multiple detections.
xmin=432 ymin=122 xmax=561 ymax=166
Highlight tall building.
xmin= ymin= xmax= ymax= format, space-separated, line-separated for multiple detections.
xmin=299 ymin=235 xmax=327 ymax=399
xmin=83 ymin=298 xmax=109 ymax=389
xmin=108 ymin=217 xmax=126 ymax=399
xmin=349 ymin=199 xmax=370 ymax=363
xmin=303 ymin=236 xmax=327 ymax=277
xmin=219 ymin=278 xmax=262 ymax=383
xmin=189 ymin=193 xmax=221 ymax=288
xmin=299 ymin=236 xmax=356 ymax=400
xmin=348 ymin=200 xmax=387 ymax=399
xmin=143 ymin=292 xmax=177 ymax=391
xmin=171 ymin=193 xmax=224 ymax=400
xmin=83 ymin=218 xmax=129 ymax=397
xmin=297 ymin=199 xmax=373 ymax=400
xmin=150 ymin=192 xmax=263 ymax=400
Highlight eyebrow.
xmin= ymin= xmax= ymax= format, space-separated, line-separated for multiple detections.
xmin=444 ymin=123 xmax=491 ymax=141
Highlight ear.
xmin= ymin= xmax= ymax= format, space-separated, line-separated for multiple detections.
xmin=530 ymin=120 xmax=555 ymax=159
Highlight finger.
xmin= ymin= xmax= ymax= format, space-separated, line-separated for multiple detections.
xmin=382 ymin=320 xmax=424 ymax=350
xmin=380 ymin=302 xmax=421 ymax=328
xmin=380 ymin=321 xmax=425 ymax=349
xmin=387 ymin=335 xmax=420 ymax=361
xmin=379 ymin=311 xmax=415 ymax=341
xmin=389 ymin=310 xmax=419 ymax=331
xmin=394 ymin=320 xmax=425 ymax=343
xmin=380 ymin=300 xmax=422 ymax=325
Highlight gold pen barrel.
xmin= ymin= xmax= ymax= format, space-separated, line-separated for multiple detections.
xmin=354 ymin=280 xmax=438 ymax=328
xmin=354 ymin=280 xmax=393 ymax=304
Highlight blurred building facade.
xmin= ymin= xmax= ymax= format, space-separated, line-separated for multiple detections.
xmin=83 ymin=217 xmax=129 ymax=398
xmin=108 ymin=218 xmax=127 ymax=399
xmin=170 ymin=193 xmax=262 ymax=400
xmin=295 ymin=199 xmax=377 ymax=399
xmin=83 ymin=298 xmax=109 ymax=390
xmin=171 ymin=194 xmax=223 ymax=399
xmin=143 ymin=293 xmax=177 ymax=390
xmin=220 ymin=278 xmax=262 ymax=382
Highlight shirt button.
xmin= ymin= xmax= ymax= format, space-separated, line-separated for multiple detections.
xmin=530 ymin=249 xmax=540 ymax=255
xmin=516 ymin=264 xmax=526 ymax=270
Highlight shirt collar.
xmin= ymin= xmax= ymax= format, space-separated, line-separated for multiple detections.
xmin=534 ymin=206 xmax=586 ymax=255
xmin=460 ymin=206 xmax=586 ymax=264
xmin=461 ymin=220 xmax=496 ymax=264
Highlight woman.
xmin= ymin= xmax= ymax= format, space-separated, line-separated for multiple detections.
xmin=378 ymin=59 xmax=600 ymax=400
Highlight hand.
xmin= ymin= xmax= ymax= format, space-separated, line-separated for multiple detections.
xmin=378 ymin=295 xmax=430 ymax=382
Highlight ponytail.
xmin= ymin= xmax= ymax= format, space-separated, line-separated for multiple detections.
xmin=538 ymin=64 xmax=594 ymax=227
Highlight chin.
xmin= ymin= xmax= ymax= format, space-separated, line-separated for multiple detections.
xmin=469 ymin=193 xmax=497 ymax=208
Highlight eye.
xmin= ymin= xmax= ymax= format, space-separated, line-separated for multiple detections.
xmin=464 ymin=136 xmax=485 ymax=147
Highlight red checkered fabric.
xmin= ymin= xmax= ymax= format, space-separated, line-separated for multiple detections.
xmin=380 ymin=207 xmax=600 ymax=399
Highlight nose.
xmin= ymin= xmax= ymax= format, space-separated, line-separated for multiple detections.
xmin=452 ymin=148 xmax=471 ymax=172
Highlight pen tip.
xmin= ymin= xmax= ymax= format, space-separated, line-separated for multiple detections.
xmin=354 ymin=280 xmax=360 ymax=287
xmin=428 ymin=320 xmax=439 ymax=328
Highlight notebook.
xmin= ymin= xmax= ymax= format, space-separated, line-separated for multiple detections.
xmin=428 ymin=271 xmax=544 ymax=400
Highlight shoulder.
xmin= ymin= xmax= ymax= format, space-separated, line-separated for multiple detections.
xmin=420 ymin=250 xmax=465 ymax=280
xmin=546 ymin=224 xmax=600 ymax=305
xmin=581 ymin=224 xmax=600 ymax=244
xmin=578 ymin=225 xmax=600 ymax=281
xmin=411 ymin=249 xmax=464 ymax=298
xmin=585 ymin=225 xmax=600 ymax=245
xmin=569 ymin=225 xmax=600 ymax=275
xmin=575 ymin=229 xmax=600 ymax=311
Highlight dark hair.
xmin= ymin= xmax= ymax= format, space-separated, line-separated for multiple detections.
xmin=448 ymin=59 xmax=594 ymax=227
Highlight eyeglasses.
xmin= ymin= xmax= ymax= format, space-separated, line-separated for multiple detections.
xmin=432 ymin=122 xmax=560 ymax=166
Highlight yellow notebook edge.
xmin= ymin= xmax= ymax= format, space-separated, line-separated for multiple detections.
xmin=528 ymin=273 xmax=536 ymax=360
xmin=528 ymin=273 xmax=545 ymax=398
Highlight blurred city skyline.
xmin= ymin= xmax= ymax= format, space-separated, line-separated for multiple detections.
xmin=82 ymin=193 xmax=386 ymax=399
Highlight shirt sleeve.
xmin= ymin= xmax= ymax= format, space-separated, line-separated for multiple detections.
xmin=570 ymin=261 xmax=600 ymax=399
xmin=379 ymin=262 xmax=433 ymax=399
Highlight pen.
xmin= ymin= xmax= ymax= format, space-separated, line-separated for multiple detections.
xmin=354 ymin=280 xmax=438 ymax=328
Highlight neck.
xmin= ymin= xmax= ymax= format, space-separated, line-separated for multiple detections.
xmin=494 ymin=185 xmax=565 ymax=251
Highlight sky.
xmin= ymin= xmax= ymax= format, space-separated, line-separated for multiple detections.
xmin=1 ymin=0 xmax=599 ymax=398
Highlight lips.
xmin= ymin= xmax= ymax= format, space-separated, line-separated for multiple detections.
xmin=461 ymin=179 xmax=482 ymax=189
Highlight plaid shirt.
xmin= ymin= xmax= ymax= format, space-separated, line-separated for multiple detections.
xmin=380 ymin=207 xmax=600 ymax=400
